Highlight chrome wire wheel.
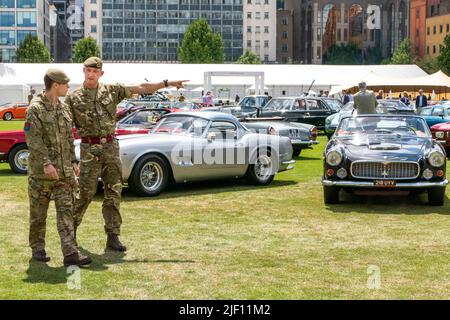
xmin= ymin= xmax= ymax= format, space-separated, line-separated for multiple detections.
xmin=255 ymin=154 xmax=273 ymax=180
xmin=4 ymin=112 xmax=13 ymax=121
xmin=14 ymin=149 xmax=29 ymax=172
xmin=140 ymin=161 xmax=163 ymax=192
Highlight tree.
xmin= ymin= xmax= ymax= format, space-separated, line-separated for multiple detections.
xmin=236 ymin=49 xmax=262 ymax=64
xmin=389 ymin=38 xmax=414 ymax=64
xmin=437 ymin=34 xmax=450 ymax=75
xmin=178 ymin=19 xmax=225 ymax=63
xmin=16 ymin=34 xmax=51 ymax=63
xmin=72 ymin=37 xmax=101 ymax=63
xmin=417 ymin=58 xmax=440 ymax=74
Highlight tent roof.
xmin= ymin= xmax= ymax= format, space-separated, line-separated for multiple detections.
xmin=0 ymin=63 xmax=428 ymax=87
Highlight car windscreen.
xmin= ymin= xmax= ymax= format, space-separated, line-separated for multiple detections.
xmin=336 ymin=116 xmax=431 ymax=137
xmin=419 ymin=108 xmax=433 ymax=116
xmin=341 ymin=102 xmax=354 ymax=111
xmin=324 ymin=99 xmax=342 ymax=111
xmin=152 ymin=116 xmax=209 ymax=136
xmin=264 ymin=98 xmax=293 ymax=111
xmin=119 ymin=110 xmax=167 ymax=125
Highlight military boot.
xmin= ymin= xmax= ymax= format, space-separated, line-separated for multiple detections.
xmin=63 ymin=252 xmax=92 ymax=267
xmin=32 ymin=249 xmax=50 ymax=262
xmin=106 ymin=234 xmax=127 ymax=252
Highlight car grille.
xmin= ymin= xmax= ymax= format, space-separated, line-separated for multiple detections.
xmin=350 ymin=161 xmax=420 ymax=180
xmin=289 ymin=129 xmax=302 ymax=139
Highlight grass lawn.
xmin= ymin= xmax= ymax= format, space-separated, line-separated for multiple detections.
xmin=0 ymin=120 xmax=449 ymax=299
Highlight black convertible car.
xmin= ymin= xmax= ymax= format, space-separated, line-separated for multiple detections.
xmin=322 ymin=115 xmax=448 ymax=205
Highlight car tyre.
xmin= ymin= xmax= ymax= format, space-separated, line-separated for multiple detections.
xmin=128 ymin=154 xmax=169 ymax=196
xmin=324 ymin=186 xmax=339 ymax=204
xmin=428 ymin=187 xmax=445 ymax=206
xmin=245 ymin=148 xmax=275 ymax=185
xmin=3 ymin=112 xmax=13 ymax=121
xmin=8 ymin=144 xmax=29 ymax=174
xmin=292 ymin=148 xmax=302 ymax=157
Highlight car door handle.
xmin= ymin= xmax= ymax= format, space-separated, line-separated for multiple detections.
xmin=304 ymin=113 xmax=310 ymax=117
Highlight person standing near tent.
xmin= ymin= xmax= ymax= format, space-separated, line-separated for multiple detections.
xmin=400 ymin=91 xmax=410 ymax=106
xmin=65 ymin=57 xmax=188 ymax=252
xmin=202 ymin=91 xmax=213 ymax=107
xmin=353 ymin=81 xmax=377 ymax=114
xmin=415 ymin=89 xmax=428 ymax=109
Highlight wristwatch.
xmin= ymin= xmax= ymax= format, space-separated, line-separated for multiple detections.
xmin=163 ymin=79 xmax=169 ymax=87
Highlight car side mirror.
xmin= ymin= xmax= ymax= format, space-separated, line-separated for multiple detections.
xmin=207 ymin=132 xmax=216 ymax=142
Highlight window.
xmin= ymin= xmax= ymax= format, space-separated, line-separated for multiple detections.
xmin=90 ymin=0 xmax=97 ymax=3
xmin=247 ymin=0 xmax=251 ymax=3
xmin=255 ymin=12 xmax=261 ymax=19
xmin=264 ymin=40 xmax=269 ymax=47
xmin=281 ymin=43 xmax=287 ymax=52
xmin=427 ymin=27 xmax=430 ymax=35
xmin=416 ymin=29 xmax=419 ymax=37
xmin=433 ymin=45 xmax=436 ymax=54
xmin=440 ymin=25 xmax=443 ymax=33
xmin=264 ymin=12 xmax=269 ymax=19
xmin=208 ymin=121 xmax=237 ymax=140
xmin=17 ymin=0 xmax=35 ymax=8
xmin=447 ymin=24 xmax=449 ymax=32
xmin=0 ymin=30 xmax=15 ymax=45
xmin=282 ymin=31 xmax=287 ymax=39
xmin=337 ymin=29 xmax=341 ymax=41
xmin=255 ymin=40 xmax=260 ymax=48
xmin=247 ymin=40 xmax=251 ymax=48
xmin=247 ymin=12 xmax=251 ymax=18
xmin=0 ymin=11 xmax=15 ymax=27
xmin=247 ymin=26 xmax=251 ymax=32
xmin=264 ymin=54 xmax=269 ymax=62
xmin=281 ymin=17 xmax=288 ymax=25
xmin=255 ymin=26 xmax=260 ymax=33
xmin=0 ymin=0 xmax=14 ymax=8
xmin=433 ymin=25 xmax=436 ymax=34
xmin=17 ymin=11 xmax=36 ymax=27
xmin=91 ymin=10 xmax=97 ymax=18
xmin=416 ymin=9 xmax=419 ymax=19
xmin=427 ymin=46 xmax=429 ymax=54
xmin=264 ymin=26 xmax=269 ymax=33
xmin=344 ymin=29 xmax=348 ymax=41
xmin=91 ymin=25 xmax=97 ymax=33
xmin=317 ymin=46 xmax=321 ymax=58
xmin=264 ymin=0 xmax=269 ymax=4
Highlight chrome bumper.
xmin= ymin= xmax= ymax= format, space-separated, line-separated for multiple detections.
xmin=281 ymin=160 xmax=295 ymax=170
xmin=322 ymin=179 xmax=448 ymax=188
xmin=290 ymin=139 xmax=319 ymax=145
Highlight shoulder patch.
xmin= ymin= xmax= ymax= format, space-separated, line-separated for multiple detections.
xmin=24 ymin=122 xmax=31 ymax=132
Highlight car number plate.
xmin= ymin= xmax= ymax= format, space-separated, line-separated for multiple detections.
xmin=374 ymin=180 xmax=396 ymax=187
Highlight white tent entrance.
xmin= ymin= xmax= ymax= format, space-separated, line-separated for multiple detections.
xmin=203 ymin=71 xmax=265 ymax=95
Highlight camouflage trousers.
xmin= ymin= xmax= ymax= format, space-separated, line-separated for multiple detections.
xmin=28 ymin=176 xmax=78 ymax=257
xmin=74 ymin=140 xmax=123 ymax=235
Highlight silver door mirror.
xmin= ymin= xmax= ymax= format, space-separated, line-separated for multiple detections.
xmin=207 ymin=132 xmax=216 ymax=142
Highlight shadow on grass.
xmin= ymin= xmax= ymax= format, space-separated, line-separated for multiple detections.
xmin=294 ymin=155 xmax=322 ymax=161
xmin=325 ymin=190 xmax=450 ymax=215
xmin=23 ymin=259 xmax=67 ymax=285
xmin=77 ymin=247 xmax=196 ymax=271
xmin=119 ymin=178 xmax=298 ymax=201
xmin=0 ymin=167 xmax=23 ymax=177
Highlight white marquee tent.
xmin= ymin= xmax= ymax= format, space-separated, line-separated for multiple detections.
xmin=0 ymin=63 xmax=429 ymax=101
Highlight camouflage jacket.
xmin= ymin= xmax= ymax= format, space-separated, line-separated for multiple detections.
xmin=24 ymin=93 xmax=76 ymax=180
xmin=65 ymin=83 xmax=131 ymax=137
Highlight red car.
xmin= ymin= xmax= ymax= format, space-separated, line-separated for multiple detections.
xmin=0 ymin=126 xmax=151 ymax=174
xmin=430 ymin=121 xmax=450 ymax=150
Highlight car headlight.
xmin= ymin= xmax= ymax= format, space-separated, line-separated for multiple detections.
xmin=435 ymin=131 xmax=445 ymax=139
xmin=428 ymin=151 xmax=445 ymax=167
xmin=326 ymin=150 xmax=343 ymax=166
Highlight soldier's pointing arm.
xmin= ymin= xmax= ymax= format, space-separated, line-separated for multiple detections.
xmin=24 ymin=107 xmax=52 ymax=167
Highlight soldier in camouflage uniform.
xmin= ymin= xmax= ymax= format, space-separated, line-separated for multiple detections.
xmin=25 ymin=69 xmax=92 ymax=266
xmin=65 ymin=57 xmax=188 ymax=251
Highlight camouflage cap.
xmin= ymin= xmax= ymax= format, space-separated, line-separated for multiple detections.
xmin=83 ymin=56 xmax=103 ymax=69
xmin=45 ymin=69 xmax=70 ymax=84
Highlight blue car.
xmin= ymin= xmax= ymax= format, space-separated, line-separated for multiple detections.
xmin=418 ymin=104 xmax=450 ymax=127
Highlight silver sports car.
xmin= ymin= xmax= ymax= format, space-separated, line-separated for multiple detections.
xmin=76 ymin=112 xmax=295 ymax=196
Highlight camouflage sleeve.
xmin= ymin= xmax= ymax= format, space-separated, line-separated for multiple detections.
xmin=109 ymin=83 xmax=132 ymax=104
xmin=24 ymin=107 xmax=52 ymax=167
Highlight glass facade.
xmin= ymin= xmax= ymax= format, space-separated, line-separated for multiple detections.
xmin=0 ymin=48 xmax=16 ymax=62
xmin=102 ymin=0 xmax=243 ymax=61
xmin=17 ymin=0 xmax=36 ymax=8
xmin=0 ymin=0 xmax=15 ymax=8
xmin=0 ymin=30 xmax=15 ymax=45
xmin=17 ymin=11 xmax=36 ymax=27
xmin=0 ymin=11 xmax=15 ymax=26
